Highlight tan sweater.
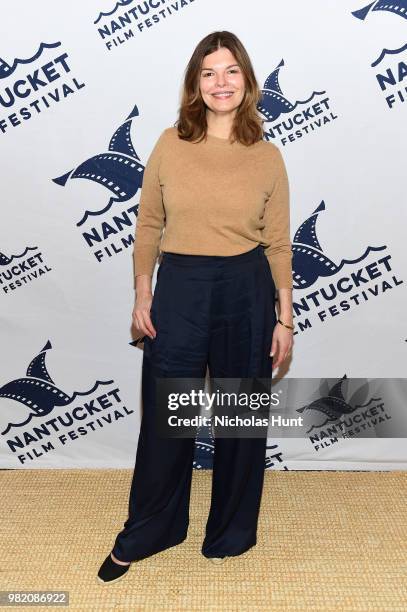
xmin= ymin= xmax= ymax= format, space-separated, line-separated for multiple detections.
xmin=133 ymin=127 xmax=293 ymax=289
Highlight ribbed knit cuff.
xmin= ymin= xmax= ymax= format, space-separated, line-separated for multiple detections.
xmin=266 ymin=254 xmax=293 ymax=290
xmin=133 ymin=243 xmax=158 ymax=278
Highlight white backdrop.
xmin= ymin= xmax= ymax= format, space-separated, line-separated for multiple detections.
xmin=1 ymin=0 xmax=406 ymax=469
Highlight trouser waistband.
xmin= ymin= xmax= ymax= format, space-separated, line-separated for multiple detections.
xmin=161 ymin=244 xmax=265 ymax=266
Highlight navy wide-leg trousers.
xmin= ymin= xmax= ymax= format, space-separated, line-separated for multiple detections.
xmin=111 ymin=244 xmax=277 ymax=562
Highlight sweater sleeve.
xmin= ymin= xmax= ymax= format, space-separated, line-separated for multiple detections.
xmin=262 ymin=147 xmax=293 ymax=290
xmin=133 ymin=129 xmax=167 ymax=278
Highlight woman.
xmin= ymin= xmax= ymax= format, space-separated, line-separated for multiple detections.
xmin=97 ymin=30 xmax=294 ymax=584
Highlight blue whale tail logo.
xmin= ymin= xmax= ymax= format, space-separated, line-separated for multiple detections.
xmin=0 ymin=340 xmax=73 ymax=432
xmin=0 ymin=342 xmax=116 ymax=435
xmin=297 ymin=375 xmax=352 ymax=418
xmin=52 ymin=104 xmax=144 ymax=226
xmin=258 ymin=59 xmax=326 ymax=125
xmin=296 ymin=375 xmax=383 ymax=434
xmin=257 ymin=59 xmax=295 ymax=123
xmin=292 ymin=201 xmax=387 ymax=289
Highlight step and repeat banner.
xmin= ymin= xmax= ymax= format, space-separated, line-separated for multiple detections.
xmin=1 ymin=1 xmax=406 ymax=470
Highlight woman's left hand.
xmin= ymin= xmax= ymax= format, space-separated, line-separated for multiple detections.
xmin=270 ymin=323 xmax=293 ymax=370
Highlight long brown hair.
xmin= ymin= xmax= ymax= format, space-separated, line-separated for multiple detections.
xmin=174 ymin=31 xmax=264 ymax=146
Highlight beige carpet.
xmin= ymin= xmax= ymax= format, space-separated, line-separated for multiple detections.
xmin=1 ymin=469 xmax=407 ymax=611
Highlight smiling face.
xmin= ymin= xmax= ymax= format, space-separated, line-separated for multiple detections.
xmin=199 ymin=46 xmax=246 ymax=117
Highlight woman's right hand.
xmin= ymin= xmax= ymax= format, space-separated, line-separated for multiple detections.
xmin=132 ymin=290 xmax=157 ymax=339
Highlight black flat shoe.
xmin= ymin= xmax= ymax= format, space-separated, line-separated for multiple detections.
xmin=97 ymin=553 xmax=131 ymax=584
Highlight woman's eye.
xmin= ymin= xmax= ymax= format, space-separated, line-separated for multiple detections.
xmin=202 ymin=69 xmax=239 ymax=77
xmin=202 ymin=68 xmax=239 ymax=76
